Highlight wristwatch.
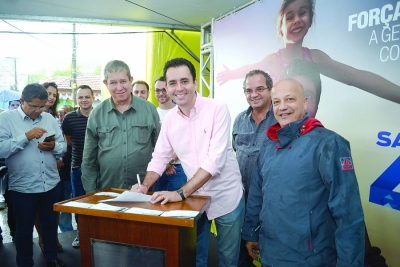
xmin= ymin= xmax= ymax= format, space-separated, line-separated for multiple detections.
xmin=169 ymin=158 xmax=176 ymax=165
xmin=176 ymin=188 xmax=186 ymax=200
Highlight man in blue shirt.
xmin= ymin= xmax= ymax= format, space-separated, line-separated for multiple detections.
xmin=232 ymin=70 xmax=276 ymax=267
xmin=0 ymin=83 xmax=67 ymax=267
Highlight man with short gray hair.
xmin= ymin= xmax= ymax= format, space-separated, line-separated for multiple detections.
xmin=81 ymin=60 xmax=160 ymax=193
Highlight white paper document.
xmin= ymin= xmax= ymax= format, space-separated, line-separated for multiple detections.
xmin=62 ymin=201 xmax=94 ymax=208
xmin=89 ymin=203 xmax=128 ymax=212
xmin=99 ymin=191 xmax=152 ymax=203
xmin=94 ymin=192 xmax=121 ymax=197
xmin=160 ymin=210 xmax=199 ymax=218
xmin=124 ymin=207 xmax=164 ymax=216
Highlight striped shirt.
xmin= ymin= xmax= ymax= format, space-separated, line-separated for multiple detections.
xmin=62 ymin=108 xmax=89 ymax=167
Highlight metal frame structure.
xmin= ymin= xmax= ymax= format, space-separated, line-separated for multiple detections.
xmin=199 ymin=20 xmax=214 ymax=97
xmin=199 ymin=0 xmax=258 ymax=98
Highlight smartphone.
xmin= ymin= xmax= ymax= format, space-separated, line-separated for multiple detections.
xmin=43 ymin=134 xmax=55 ymax=142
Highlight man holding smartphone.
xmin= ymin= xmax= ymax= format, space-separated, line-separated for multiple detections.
xmin=44 ymin=134 xmax=55 ymax=142
xmin=0 ymin=83 xmax=67 ymax=267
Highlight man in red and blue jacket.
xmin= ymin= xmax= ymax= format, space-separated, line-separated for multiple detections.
xmin=242 ymin=78 xmax=365 ymax=267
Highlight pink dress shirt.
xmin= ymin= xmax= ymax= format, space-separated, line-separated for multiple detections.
xmin=147 ymin=94 xmax=243 ymax=219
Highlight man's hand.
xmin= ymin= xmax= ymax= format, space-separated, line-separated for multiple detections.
xmin=38 ymin=140 xmax=55 ymax=152
xmin=25 ymin=127 xmax=47 ymax=140
xmin=130 ymin=184 xmax=148 ymax=194
xmin=56 ymin=160 xmax=64 ymax=169
xmin=165 ymin=164 xmax=176 ymax=176
xmin=150 ymin=191 xmax=182 ymax=205
xmin=245 ymin=241 xmax=259 ymax=260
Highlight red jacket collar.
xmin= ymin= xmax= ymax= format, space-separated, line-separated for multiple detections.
xmin=267 ymin=118 xmax=324 ymax=141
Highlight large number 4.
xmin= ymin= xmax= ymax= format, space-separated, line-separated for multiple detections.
xmin=369 ymin=156 xmax=400 ymax=211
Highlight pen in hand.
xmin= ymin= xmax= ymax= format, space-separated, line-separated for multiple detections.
xmin=137 ymin=174 xmax=142 ymax=189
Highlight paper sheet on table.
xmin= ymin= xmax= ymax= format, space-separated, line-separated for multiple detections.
xmin=94 ymin=192 xmax=121 ymax=197
xmin=124 ymin=207 xmax=163 ymax=216
xmin=89 ymin=203 xmax=128 ymax=211
xmin=160 ymin=210 xmax=199 ymax=218
xmin=99 ymin=191 xmax=152 ymax=203
xmin=62 ymin=201 xmax=93 ymax=208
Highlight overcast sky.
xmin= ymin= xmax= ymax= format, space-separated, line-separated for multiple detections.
xmin=0 ymin=20 xmax=149 ymax=91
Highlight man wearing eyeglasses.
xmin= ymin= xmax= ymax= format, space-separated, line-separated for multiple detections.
xmin=0 ymin=83 xmax=67 ymax=267
xmin=151 ymin=76 xmax=187 ymax=192
xmin=232 ymin=69 xmax=276 ymax=267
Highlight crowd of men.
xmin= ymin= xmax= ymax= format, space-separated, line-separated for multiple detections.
xmin=0 ymin=57 xmax=365 ymax=267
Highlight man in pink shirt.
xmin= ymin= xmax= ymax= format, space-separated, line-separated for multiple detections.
xmin=131 ymin=58 xmax=244 ymax=267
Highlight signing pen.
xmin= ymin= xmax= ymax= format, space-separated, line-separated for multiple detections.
xmin=137 ymin=174 xmax=141 ymax=188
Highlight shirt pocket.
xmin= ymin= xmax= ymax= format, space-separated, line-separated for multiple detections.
xmin=97 ymin=125 xmax=118 ymax=147
xmin=131 ymin=124 xmax=151 ymax=144
xmin=233 ymin=132 xmax=254 ymax=148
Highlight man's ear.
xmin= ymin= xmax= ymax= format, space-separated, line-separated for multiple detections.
xmin=303 ymin=97 xmax=309 ymax=112
xmin=103 ymin=80 xmax=108 ymax=86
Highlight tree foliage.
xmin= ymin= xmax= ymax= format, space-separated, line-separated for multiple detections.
xmin=52 ymin=63 xmax=82 ymax=76
xmin=26 ymin=69 xmax=48 ymax=84
xmin=93 ymin=65 xmax=102 ymax=75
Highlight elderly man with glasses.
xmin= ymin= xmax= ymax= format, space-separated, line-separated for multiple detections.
xmin=232 ymin=69 xmax=277 ymax=267
xmin=0 ymin=83 xmax=67 ymax=267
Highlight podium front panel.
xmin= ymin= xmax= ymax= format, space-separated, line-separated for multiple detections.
xmin=91 ymin=239 xmax=166 ymax=267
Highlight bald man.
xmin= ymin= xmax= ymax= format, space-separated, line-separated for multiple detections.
xmin=242 ymin=78 xmax=365 ymax=267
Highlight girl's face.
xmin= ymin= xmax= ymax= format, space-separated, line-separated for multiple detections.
xmin=46 ymin=86 xmax=58 ymax=108
xmin=280 ymin=0 xmax=312 ymax=44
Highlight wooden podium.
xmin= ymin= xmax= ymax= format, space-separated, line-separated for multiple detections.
xmin=54 ymin=188 xmax=210 ymax=267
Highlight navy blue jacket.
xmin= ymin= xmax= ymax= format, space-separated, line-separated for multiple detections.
xmin=242 ymin=116 xmax=365 ymax=267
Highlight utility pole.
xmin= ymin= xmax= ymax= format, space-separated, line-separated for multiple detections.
xmin=71 ymin=23 xmax=77 ymax=106
xmin=13 ymin=57 xmax=17 ymax=91
xmin=6 ymin=57 xmax=17 ymax=91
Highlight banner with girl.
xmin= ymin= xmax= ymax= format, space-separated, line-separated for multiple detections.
xmin=213 ymin=0 xmax=400 ymax=266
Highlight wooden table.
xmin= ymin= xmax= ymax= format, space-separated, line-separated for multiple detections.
xmin=54 ymin=188 xmax=210 ymax=267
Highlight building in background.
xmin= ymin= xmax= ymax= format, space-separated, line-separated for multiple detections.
xmin=44 ymin=74 xmax=102 ymax=108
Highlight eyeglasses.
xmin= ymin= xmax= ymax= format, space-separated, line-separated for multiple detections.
xmin=26 ymin=102 xmax=46 ymax=112
xmin=155 ymin=88 xmax=167 ymax=94
xmin=244 ymin=87 xmax=269 ymax=95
